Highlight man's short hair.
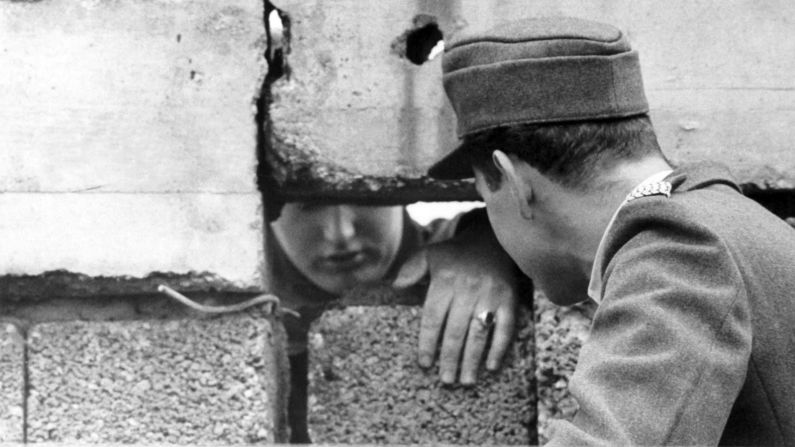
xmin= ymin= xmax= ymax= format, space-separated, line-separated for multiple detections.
xmin=466 ymin=115 xmax=664 ymax=191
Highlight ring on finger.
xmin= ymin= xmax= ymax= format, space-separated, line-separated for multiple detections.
xmin=476 ymin=310 xmax=496 ymax=328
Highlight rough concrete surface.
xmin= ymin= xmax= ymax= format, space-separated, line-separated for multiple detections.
xmin=308 ymin=306 xmax=536 ymax=444
xmin=26 ymin=316 xmax=286 ymax=444
xmin=534 ymin=291 xmax=594 ymax=444
xmin=0 ymin=322 xmax=25 ymax=443
xmin=0 ymin=0 xmax=267 ymax=288
xmin=1 ymin=271 xmax=264 ymax=302
xmin=266 ymin=0 xmax=472 ymax=203
xmin=0 ymin=0 xmax=265 ymax=193
xmin=0 ymin=193 xmax=264 ymax=289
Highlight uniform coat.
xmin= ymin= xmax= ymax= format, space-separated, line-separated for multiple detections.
xmin=548 ymin=163 xmax=795 ymax=446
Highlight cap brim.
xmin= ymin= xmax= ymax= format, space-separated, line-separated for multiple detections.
xmin=427 ymin=143 xmax=475 ymax=180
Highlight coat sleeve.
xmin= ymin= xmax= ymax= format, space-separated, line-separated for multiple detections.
xmin=546 ymin=220 xmax=753 ymax=446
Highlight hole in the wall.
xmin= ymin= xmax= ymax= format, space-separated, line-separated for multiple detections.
xmin=406 ymin=23 xmax=444 ymax=64
xmin=265 ymin=1 xmax=290 ymax=82
xmin=406 ymin=201 xmax=484 ymax=226
xmin=392 ymin=15 xmax=445 ymax=65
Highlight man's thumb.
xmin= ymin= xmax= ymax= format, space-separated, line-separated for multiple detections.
xmin=392 ymin=249 xmax=429 ymax=288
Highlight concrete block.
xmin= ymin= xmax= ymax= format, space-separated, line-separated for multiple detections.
xmin=307 ymin=306 xmax=536 ymax=444
xmin=0 ymin=0 xmax=269 ymax=293
xmin=0 ymin=0 xmax=265 ymax=193
xmin=650 ymin=90 xmax=795 ymax=189
xmin=26 ymin=315 xmax=288 ymax=444
xmin=0 ymin=192 xmax=264 ymax=291
xmin=267 ymin=0 xmax=475 ymax=203
xmin=270 ymin=1 xmax=453 ymax=176
xmin=0 ymin=322 xmax=25 ymax=443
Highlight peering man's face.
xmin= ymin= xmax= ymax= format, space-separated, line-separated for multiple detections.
xmin=474 ymin=166 xmax=589 ymax=305
xmin=473 ymin=168 xmax=525 ymax=263
xmin=271 ymin=203 xmax=404 ymax=295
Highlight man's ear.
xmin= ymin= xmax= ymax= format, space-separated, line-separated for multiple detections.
xmin=492 ymin=150 xmax=533 ymax=220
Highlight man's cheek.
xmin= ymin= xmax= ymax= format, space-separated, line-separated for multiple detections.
xmin=487 ymin=215 xmax=513 ymax=253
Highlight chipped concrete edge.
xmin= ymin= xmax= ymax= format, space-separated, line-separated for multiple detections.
xmin=264 ymin=134 xmax=478 ymax=204
xmin=0 ymin=270 xmax=264 ymax=301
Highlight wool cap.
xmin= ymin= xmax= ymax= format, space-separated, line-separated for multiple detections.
xmin=429 ymin=16 xmax=649 ymax=179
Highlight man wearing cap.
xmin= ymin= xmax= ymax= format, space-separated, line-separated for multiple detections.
xmin=428 ymin=16 xmax=795 ymax=446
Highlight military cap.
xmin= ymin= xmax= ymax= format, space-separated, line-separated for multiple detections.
xmin=429 ymin=16 xmax=649 ymax=179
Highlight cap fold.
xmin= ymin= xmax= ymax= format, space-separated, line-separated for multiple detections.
xmin=444 ymin=50 xmax=648 ymax=138
xmin=428 ymin=17 xmax=649 ymax=179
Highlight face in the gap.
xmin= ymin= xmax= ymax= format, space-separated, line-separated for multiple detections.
xmin=271 ymin=203 xmax=404 ymax=295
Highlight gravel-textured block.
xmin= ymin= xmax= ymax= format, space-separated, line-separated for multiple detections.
xmin=26 ymin=315 xmax=287 ymax=444
xmin=308 ymin=306 xmax=535 ymax=444
xmin=534 ymin=291 xmax=594 ymax=444
xmin=0 ymin=321 xmax=25 ymax=443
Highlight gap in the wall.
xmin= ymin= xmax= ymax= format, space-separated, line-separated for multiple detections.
xmin=406 ymin=201 xmax=484 ymax=226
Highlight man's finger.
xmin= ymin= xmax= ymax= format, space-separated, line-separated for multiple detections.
xmin=485 ymin=304 xmax=516 ymax=371
xmin=418 ymin=275 xmax=453 ymax=368
xmin=437 ymin=283 xmax=478 ymax=383
xmin=459 ymin=311 xmax=492 ymax=385
xmin=393 ymin=249 xmax=429 ymax=288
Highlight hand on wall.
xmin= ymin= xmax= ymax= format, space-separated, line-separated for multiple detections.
xmin=395 ymin=222 xmax=519 ymax=385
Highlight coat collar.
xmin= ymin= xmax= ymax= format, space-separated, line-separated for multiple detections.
xmin=587 ymin=162 xmax=741 ymax=303
xmin=664 ymin=161 xmax=741 ymax=195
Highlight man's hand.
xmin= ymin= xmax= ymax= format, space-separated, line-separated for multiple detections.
xmin=394 ymin=222 xmax=518 ymax=385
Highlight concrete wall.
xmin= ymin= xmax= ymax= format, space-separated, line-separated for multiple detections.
xmin=0 ymin=322 xmax=25 ymax=443
xmin=3 ymin=0 xmax=792 ymax=292
xmin=2 ymin=0 xmax=794 ymax=444
xmin=307 ymin=306 xmax=537 ymax=444
xmin=0 ymin=0 xmax=286 ymax=442
xmin=0 ymin=315 xmax=288 ymax=444
xmin=0 ymin=0 xmax=267 ymax=292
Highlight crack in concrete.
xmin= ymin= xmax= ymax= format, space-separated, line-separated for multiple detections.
xmin=21 ymin=335 xmax=28 ymax=444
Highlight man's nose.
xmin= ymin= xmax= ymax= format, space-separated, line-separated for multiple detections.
xmin=322 ymin=205 xmax=356 ymax=243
